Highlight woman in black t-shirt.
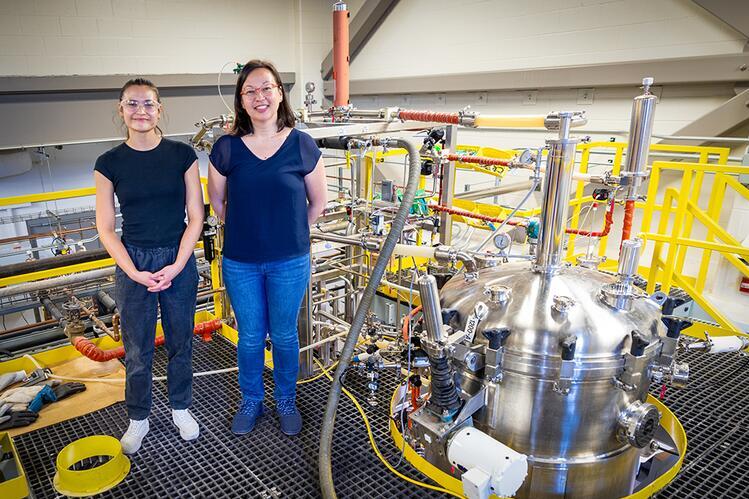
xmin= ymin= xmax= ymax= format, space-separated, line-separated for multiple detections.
xmin=94 ymin=78 xmax=204 ymax=455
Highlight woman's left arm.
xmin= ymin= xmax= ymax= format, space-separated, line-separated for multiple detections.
xmin=152 ymin=161 xmax=204 ymax=290
xmin=305 ymin=156 xmax=327 ymax=225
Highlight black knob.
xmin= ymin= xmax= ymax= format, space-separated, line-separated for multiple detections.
xmin=441 ymin=308 xmax=459 ymax=325
xmin=409 ymin=374 xmax=422 ymax=387
xmin=630 ymin=330 xmax=649 ymax=356
xmin=560 ymin=335 xmax=578 ymax=361
xmin=366 ymin=344 xmax=379 ymax=355
xmin=592 ymin=188 xmax=610 ymax=201
xmin=483 ymin=328 xmax=511 ymax=350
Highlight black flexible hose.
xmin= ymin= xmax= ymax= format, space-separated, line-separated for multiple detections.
xmin=318 ymin=138 xmax=422 ymax=499
xmin=428 ymin=355 xmax=460 ymax=413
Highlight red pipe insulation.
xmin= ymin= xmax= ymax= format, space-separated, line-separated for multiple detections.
xmin=72 ymin=318 xmax=223 ymax=362
xmin=444 ymin=154 xmax=511 ymax=167
xmin=398 ymin=110 xmax=460 ymax=124
xmin=621 ymin=200 xmax=636 ymax=243
xmin=332 ymin=4 xmax=350 ymax=107
xmin=401 ymin=305 xmax=422 ymax=343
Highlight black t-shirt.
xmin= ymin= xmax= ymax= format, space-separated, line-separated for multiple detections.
xmin=208 ymin=129 xmax=321 ymax=262
xmin=94 ymin=138 xmax=197 ymax=248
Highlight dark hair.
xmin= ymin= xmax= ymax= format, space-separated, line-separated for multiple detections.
xmin=118 ymin=77 xmax=163 ymax=138
xmin=232 ymin=59 xmax=295 ymax=136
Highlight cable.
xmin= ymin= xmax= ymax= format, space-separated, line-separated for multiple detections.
xmin=314 ymin=358 xmax=463 ymax=498
xmin=218 ymin=61 xmax=235 ymax=114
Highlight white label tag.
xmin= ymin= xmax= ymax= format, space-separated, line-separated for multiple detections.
xmin=465 ymin=315 xmax=480 ymax=342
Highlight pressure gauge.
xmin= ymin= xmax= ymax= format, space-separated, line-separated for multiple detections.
xmin=206 ymin=215 xmax=219 ymax=227
xmin=493 ymin=232 xmax=512 ymax=251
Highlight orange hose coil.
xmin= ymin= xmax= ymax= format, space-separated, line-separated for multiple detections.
xmin=429 ymin=204 xmax=521 ymax=226
xmin=72 ymin=319 xmax=223 ymax=362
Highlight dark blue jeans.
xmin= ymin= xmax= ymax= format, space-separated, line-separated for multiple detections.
xmin=115 ymin=245 xmax=198 ymax=420
xmin=222 ymin=254 xmax=310 ymax=403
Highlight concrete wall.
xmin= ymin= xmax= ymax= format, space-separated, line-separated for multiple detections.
xmin=349 ymin=0 xmax=746 ymax=80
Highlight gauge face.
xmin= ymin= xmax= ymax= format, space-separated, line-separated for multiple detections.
xmin=518 ymin=149 xmax=533 ymax=164
xmin=493 ymin=233 xmax=511 ymax=250
xmin=207 ymin=215 xmax=219 ymax=227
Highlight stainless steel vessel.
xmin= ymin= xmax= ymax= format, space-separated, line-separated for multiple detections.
xmin=439 ymin=262 xmax=664 ymax=498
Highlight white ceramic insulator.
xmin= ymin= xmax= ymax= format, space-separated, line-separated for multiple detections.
xmin=447 ymin=426 xmax=528 ymax=499
xmin=392 ymin=244 xmax=436 ymax=260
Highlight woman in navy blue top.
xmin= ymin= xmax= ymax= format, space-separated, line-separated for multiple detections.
xmin=95 ymin=78 xmax=204 ymax=454
xmin=207 ymin=60 xmax=327 ymax=436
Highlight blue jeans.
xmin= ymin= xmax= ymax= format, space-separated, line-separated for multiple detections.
xmin=222 ymin=253 xmax=310 ymax=402
xmin=115 ymin=245 xmax=198 ymax=420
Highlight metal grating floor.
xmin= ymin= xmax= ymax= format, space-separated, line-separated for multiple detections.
xmin=11 ymin=336 xmax=749 ymax=498
xmin=13 ymin=336 xmax=442 ymax=499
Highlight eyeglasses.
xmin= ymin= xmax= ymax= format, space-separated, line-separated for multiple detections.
xmin=240 ymin=84 xmax=280 ymax=99
xmin=121 ymin=99 xmax=161 ymax=113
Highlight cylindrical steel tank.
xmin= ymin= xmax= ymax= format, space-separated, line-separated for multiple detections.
xmin=438 ymin=262 xmax=664 ymax=498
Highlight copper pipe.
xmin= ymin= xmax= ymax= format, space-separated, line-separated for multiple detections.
xmin=332 ymin=2 xmax=350 ymax=107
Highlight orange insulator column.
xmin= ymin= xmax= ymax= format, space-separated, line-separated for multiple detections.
xmin=621 ymin=200 xmax=636 ymax=244
xmin=332 ymin=2 xmax=350 ymax=107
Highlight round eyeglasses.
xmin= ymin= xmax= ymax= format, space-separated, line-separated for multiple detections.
xmin=240 ymin=84 xmax=280 ymax=99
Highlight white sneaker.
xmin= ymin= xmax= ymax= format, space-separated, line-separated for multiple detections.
xmin=172 ymin=409 xmax=199 ymax=441
xmin=120 ymin=419 xmax=149 ymax=455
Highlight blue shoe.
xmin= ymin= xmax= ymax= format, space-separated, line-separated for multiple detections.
xmin=277 ymin=399 xmax=302 ymax=436
xmin=231 ymin=399 xmax=263 ymax=435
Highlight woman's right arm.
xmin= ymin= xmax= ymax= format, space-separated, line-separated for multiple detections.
xmin=207 ymin=162 xmax=227 ymax=221
xmin=95 ymin=172 xmax=160 ymax=290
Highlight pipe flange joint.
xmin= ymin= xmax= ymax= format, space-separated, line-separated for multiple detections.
xmin=617 ymin=400 xmax=661 ymax=448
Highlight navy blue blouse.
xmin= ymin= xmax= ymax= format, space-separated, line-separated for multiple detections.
xmin=209 ymin=128 xmax=322 ymax=263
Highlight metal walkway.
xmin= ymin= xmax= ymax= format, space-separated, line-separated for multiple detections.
xmin=12 ymin=336 xmax=749 ymax=498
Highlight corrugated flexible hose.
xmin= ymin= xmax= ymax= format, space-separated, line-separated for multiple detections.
xmin=318 ymin=138 xmax=422 ymax=499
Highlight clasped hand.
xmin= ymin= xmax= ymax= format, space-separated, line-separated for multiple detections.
xmin=130 ymin=263 xmax=182 ymax=292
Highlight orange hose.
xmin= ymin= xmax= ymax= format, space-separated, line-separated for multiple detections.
xmin=72 ymin=319 xmax=223 ymax=362
xmin=401 ymin=305 xmax=422 ymax=342
xmin=621 ymin=200 xmax=635 ymax=244
xmin=333 ymin=8 xmax=350 ymax=107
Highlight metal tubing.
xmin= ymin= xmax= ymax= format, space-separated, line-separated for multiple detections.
xmin=0 ymin=267 xmax=115 ymax=298
xmin=454 ymin=181 xmax=535 ymax=201
xmin=418 ymin=274 xmax=446 ymax=343
xmin=438 ymin=125 xmax=458 ymax=244
xmin=535 ymin=114 xmax=579 ymax=272
xmin=622 ymin=78 xmax=657 ymax=201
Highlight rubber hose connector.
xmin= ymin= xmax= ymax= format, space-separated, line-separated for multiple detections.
xmin=428 ymin=356 xmax=461 ymax=414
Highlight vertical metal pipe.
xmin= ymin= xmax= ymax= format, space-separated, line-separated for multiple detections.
xmin=418 ymin=274 xmax=446 ymax=343
xmin=618 ymin=238 xmax=643 ymax=279
xmin=535 ymin=113 xmax=578 ymax=272
xmin=622 ymin=77 xmax=657 ymax=201
xmin=298 ymin=255 xmax=315 ymax=378
xmin=332 ymin=2 xmax=350 ymax=107
xmin=438 ymin=125 xmax=458 ymax=244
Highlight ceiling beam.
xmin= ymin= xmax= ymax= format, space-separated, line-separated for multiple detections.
xmin=692 ymin=0 xmax=749 ymax=39
xmin=658 ymin=88 xmax=749 ymax=146
xmin=321 ymin=0 xmax=399 ymax=81
xmin=324 ymin=53 xmax=749 ymax=96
